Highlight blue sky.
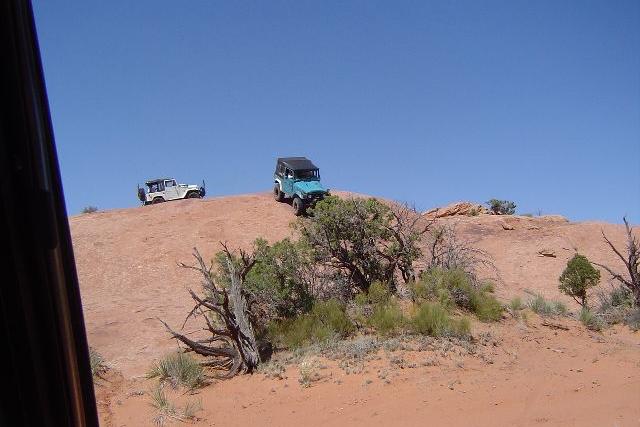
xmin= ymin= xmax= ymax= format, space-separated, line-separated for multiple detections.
xmin=34 ymin=1 xmax=639 ymax=222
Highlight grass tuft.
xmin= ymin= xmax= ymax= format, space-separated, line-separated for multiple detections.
xmin=410 ymin=302 xmax=471 ymax=338
xmin=268 ymin=299 xmax=354 ymax=349
xmin=147 ymin=352 xmax=204 ymax=389
xmin=368 ymin=300 xmax=405 ymax=335
xmin=579 ymin=307 xmax=604 ymax=331
xmin=89 ymin=347 xmax=106 ymax=377
xmin=528 ymin=294 xmax=567 ymax=317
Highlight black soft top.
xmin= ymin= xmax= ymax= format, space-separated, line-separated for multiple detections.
xmin=277 ymin=157 xmax=318 ymax=171
xmin=145 ymin=178 xmax=173 ymax=185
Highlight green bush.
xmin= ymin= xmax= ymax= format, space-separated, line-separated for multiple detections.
xmin=508 ymin=297 xmax=524 ymax=313
xmin=89 ymin=347 xmax=106 ymax=377
xmin=367 ymin=281 xmax=391 ymax=305
xmin=528 ymin=294 xmax=567 ymax=317
xmin=625 ymin=308 xmax=640 ymax=331
xmin=410 ymin=303 xmax=470 ymax=338
xmin=215 ymin=238 xmax=315 ymax=319
xmin=355 ymin=281 xmax=391 ymax=306
xmin=470 ymin=289 xmax=504 ymax=322
xmin=368 ymin=300 xmax=405 ymax=335
xmin=411 ymin=303 xmax=450 ymax=336
xmin=487 ymin=199 xmax=516 ymax=215
xmin=81 ymin=206 xmax=98 ymax=214
xmin=297 ymin=195 xmax=425 ymax=293
xmin=559 ymin=254 xmax=600 ymax=308
xmin=579 ymin=307 xmax=604 ymax=331
xmin=147 ymin=352 xmax=204 ymax=389
xmin=413 ymin=268 xmax=502 ymax=321
xmin=267 ymin=299 xmax=354 ymax=349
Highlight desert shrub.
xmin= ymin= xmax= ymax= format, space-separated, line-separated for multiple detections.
xmin=355 ymin=281 xmax=391 ymax=306
xmin=509 ymin=297 xmax=524 ymax=313
xmin=298 ymin=358 xmax=323 ymax=387
xmin=528 ymin=294 xmax=567 ymax=317
xmin=410 ymin=303 xmax=471 ymax=338
xmin=452 ymin=316 xmax=472 ymax=337
xmin=149 ymin=384 xmax=202 ymax=424
xmin=368 ymin=299 xmax=405 ymax=335
xmin=486 ymin=199 xmax=516 ymax=215
xmin=81 ymin=206 xmax=98 ymax=214
xmin=559 ymin=254 xmax=600 ymax=308
xmin=367 ymin=281 xmax=391 ymax=305
xmin=625 ymin=308 xmax=640 ymax=331
xmin=147 ymin=352 xmax=204 ymax=389
xmin=596 ymin=217 xmax=639 ymax=306
xmin=89 ymin=347 xmax=106 ymax=377
xmin=579 ymin=307 xmax=604 ymax=331
xmin=413 ymin=268 xmax=502 ymax=321
xmin=268 ymin=299 xmax=354 ymax=349
xmin=322 ymin=336 xmax=380 ymax=361
xmin=410 ymin=302 xmax=450 ymax=336
xmin=608 ymin=286 xmax=634 ymax=308
xmin=216 ymin=238 xmax=316 ymax=319
xmin=296 ymin=196 xmax=429 ymax=293
xmin=593 ymin=286 xmax=634 ymax=326
xmin=469 ymin=287 xmax=504 ymax=322
xmin=467 ymin=207 xmax=480 ymax=216
xmin=426 ymin=224 xmax=496 ymax=287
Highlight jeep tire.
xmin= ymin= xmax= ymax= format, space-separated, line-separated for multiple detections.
xmin=292 ymin=197 xmax=304 ymax=216
xmin=152 ymin=197 xmax=165 ymax=204
xmin=187 ymin=191 xmax=200 ymax=199
xmin=273 ymin=184 xmax=284 ymax=202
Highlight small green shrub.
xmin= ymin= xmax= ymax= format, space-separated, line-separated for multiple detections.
xmin=470 ymin=288 xmax=503 ymax=322
xmin=355 ymin=281 xmax=391 ymax=306
xmin=552 ymin=300 xmax=567 ymax=315
xmin=411 ymin=303 xmax=450 ymax=336
xmin=267 ymin=299 xmax=354 ymax=349
xmin=579 ymin=307 xmax=604 ymax=331
xmin=367 ymin=281 xmax=391 ymax=305
xmin=410 ymin=303 xmax=470 ymax=338
xmin=486 ymin=199 xmax=516 ymax=215
xmin=81 ymin=206 xmax=98 ymax=214
xmin=528 ymin=294 xmax=567 ymax=317
xmin=559 ymin=254 xmax=600 ymax=308
xmin=149 ymin=383 xmax=202 ymax=424
xmin=147 ymin=352 xmax=204 ymax=389
xmin=89 ymin=347 xmax=106 ymax=377
xmin=625 ymin=308 xmax=640 ymax=331
xmin=413 ymin=268 xmax=502 ymax=321
xmin=508 ymin=297 xmax=524 ymax=313
xmin=369 ymin=300 xmax=405 ymax=335
xmin=218 ymin=238 xmax=315 ymax=320
xmin=451 ymin=316 xmax=472 ymax=338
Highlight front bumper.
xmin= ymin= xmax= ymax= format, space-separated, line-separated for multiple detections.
xmin=301 ymin=192 xmax=326 ymax=206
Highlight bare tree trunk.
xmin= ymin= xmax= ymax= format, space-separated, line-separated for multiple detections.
xmin=160 ymin=247 xmax=262 ymax=378
xmin=226 ymin=258 xmax=260 ymax=371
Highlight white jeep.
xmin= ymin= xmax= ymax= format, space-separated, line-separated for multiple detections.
xmin=137 ymin=178 xmax=205 ymax=205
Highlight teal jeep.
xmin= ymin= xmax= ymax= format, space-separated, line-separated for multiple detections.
xmin=273 ymin=157 xmax=329 ymax=215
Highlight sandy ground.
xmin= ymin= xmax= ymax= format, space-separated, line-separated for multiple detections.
xmin=69 ymin=192 xmax=640 ymax=426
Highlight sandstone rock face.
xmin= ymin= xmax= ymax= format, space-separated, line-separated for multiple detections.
xmin=423 ymin=201 xmax=489 ymax=218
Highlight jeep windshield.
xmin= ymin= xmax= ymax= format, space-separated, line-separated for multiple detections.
xmin=294 ymin=169 xmax=320 ymax=180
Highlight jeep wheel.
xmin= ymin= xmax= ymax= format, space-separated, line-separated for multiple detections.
xmin=292 ymin=197 xmax=304 ymax=216
xmin=152 ymin=197 xmax=165 ymax=204
xmin=273 ymin=184 xmax=284 ymax=202
xmin=187 ymin=192 xmax=201 ymax=199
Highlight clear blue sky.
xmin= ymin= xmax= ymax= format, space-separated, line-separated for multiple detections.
xmin=33 ymin=1 xmax=639 ymax=222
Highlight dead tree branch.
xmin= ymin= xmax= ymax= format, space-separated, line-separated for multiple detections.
xmin=161 ymin=247 xmax=262 ymax=378
xmin=593 ymin=218 xmax=640 ymax=305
